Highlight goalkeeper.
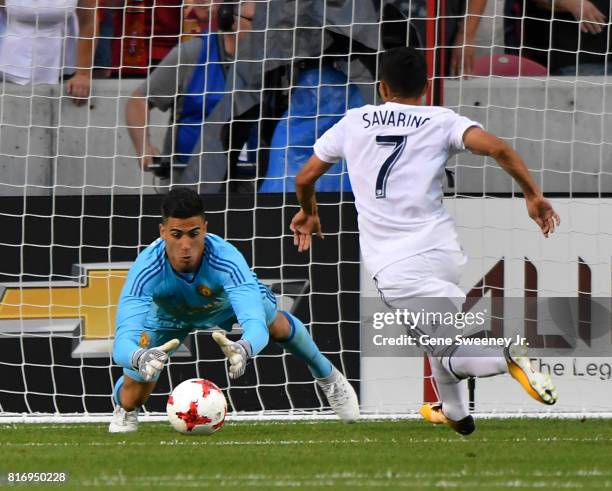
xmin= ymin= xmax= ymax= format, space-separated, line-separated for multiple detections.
xmin=109 ymin=188 xmax=358 ymax=432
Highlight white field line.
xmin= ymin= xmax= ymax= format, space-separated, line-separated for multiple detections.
xmin=66 ymin=471 xmax=612 ymax=489
xmin=76 ymin=470 xmax=612 ymax=480
xmin=3 ymin=435 xmax=612 ymax=447
xmin=71 ymin=480 xmax=607 ymax=488
xmin=2 ymin=412 xmax=612 ymax=424
xmin=1 ymin=438 xmax=379 ymax=447
xmin=3 ymin=415 xmax=612 ymax=431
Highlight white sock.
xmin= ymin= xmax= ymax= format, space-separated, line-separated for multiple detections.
xmin=446 ymin=345 xmax=508 ymax=379
xmin=428 ymin=355 xmax=470 ymax=421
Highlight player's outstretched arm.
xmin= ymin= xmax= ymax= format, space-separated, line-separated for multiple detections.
xmin=292 ymin=155 xmax=334 ymax=252
xmin=463 ymin=127 xmax=560 ymax=237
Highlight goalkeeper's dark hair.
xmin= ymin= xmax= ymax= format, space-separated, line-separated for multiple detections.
xmin=161 ymin=188 xmax=206 ymax=222
xmin=379 ymin=47 xmax=428 ymax=99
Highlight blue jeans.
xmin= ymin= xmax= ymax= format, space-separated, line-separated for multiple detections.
xmin=93 ymin=11 xmax=114 ymax=69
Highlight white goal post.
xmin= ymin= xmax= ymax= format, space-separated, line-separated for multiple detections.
xmin=0 ymin=0 xmax=611 ymax=422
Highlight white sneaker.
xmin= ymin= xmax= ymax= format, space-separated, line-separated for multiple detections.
xmin=317 ymin=367 xmax=360 ymax=422
xmin=108 ymin=406 xmax=139 ymax=433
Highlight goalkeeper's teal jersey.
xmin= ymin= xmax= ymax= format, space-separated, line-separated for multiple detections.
xmin=116 ymin=233 xmax=276 ymax=350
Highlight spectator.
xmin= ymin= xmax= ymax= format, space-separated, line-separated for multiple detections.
xmin=522 ymin=0 xmax=609 ymax=75
xmin=389 ymin=0 xmax=488 ymax=77
xmin=111 ymin=0 xmax=183 ymax=77
xmin=0 ymin=0 xmax=98 ymax=105
xmin=125 ymin=0 xmax=255 ymax=186
xmin=93 ymin=0 xmax=118 ymax=79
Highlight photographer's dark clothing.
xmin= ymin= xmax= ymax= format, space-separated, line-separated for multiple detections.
xmin=522 ymin=0 xmax=611 ymax=73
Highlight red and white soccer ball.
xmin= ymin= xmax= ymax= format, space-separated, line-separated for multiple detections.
xmin=166 ymin=378 xmax=227 ymax=435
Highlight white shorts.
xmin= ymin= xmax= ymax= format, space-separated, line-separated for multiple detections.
xmin=374 ymin=248 xmax=467 ymax=301
xmin=374 ymin=249 xmax=467 ymax=359
xmin=373 ymin=248 xmax=468 ymax=359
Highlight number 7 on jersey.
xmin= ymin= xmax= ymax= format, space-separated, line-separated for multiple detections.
xmin=375 ymin=135 xmax=407 ymax=199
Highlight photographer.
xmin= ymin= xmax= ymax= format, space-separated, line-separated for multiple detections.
xmin=125 ymin=0 xmax=255 ymax=186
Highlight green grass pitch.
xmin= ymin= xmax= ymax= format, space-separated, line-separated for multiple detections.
xmin=1 ymin=419 xmax=611 ymax=490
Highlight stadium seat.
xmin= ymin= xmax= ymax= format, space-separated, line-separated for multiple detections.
xmin=472 ymin=54 xmax=548 ymax=76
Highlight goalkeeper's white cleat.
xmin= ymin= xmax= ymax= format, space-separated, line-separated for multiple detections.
xmin=108 ymin=406 xmax=139 ymax=433
xmin=317 ymin=367 xmax=360 ymax=423
xmin=505 ymin=344 xmax=558 ymax=405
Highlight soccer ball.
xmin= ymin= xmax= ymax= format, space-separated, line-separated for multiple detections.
xmin=166 ymin=378 xmax=227 ymax=435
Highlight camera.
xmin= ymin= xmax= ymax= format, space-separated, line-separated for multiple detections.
xmin=147 ymin=156 xmax=188 ymax=179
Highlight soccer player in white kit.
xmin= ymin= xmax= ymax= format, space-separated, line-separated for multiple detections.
xmin=290 ymin=47 xmax=560 ymax=435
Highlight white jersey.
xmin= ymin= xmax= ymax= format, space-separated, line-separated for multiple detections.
xmin=0 ymin=0 xmax=79 ymax=85
xmin=313 ymin=102 xmax=482 ymax=276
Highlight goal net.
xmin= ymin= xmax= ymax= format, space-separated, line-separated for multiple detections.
xmin=0 ymin=0 xmax=610 ymax=422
